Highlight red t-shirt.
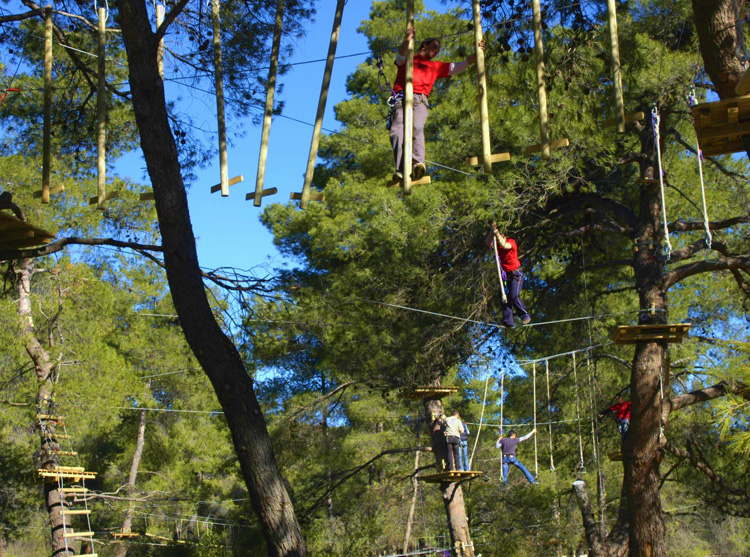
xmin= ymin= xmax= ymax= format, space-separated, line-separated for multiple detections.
xmin=393 ymin=55 xmax=452 ymax=97
xmin=496 ymin=238 xmax=521 ymax=272
xmin=610 ymin=401 xmax=631 ymax=421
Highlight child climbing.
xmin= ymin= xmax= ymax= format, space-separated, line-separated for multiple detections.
xmin=598 ymin=395 xmax=631 ymax=440
xmin=496 ymin=429 xmax=538 ymax=485
xmin=488 ymin=222 xmax=531 ymax=328
xmin=389 ymin=26 xmax=484 ymax=181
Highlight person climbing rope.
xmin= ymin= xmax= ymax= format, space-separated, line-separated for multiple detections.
xmin=487 ymin=222 xmax=531 ymax=327
xmin=459 ymin=413 xmax=470 ymax=471
xmin=597 ymin=395 xmax=631 ymax=440
xmin=389 ymin=26 xmax=484 ymax=181
xmin=443 ymin=410 xmax=465 ymax=471
xmin=496 ymin=429 xmax=538 ymax=485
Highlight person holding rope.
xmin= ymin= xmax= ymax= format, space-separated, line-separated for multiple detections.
xmin=597 ymin=395 xmax=631 ymax=440
xmin=389 ymin=27 xmax=484 ymax=181
xmin=496 ymin=428 xmax=538 ymax=486
xmin=488 ymin=222 xmax=531 ymax=327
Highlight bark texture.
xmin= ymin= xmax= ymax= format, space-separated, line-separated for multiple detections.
xmin=115 ymin=3 xmax=306 ymax=555
xmin=424 ymin=398 xmax=475 ymax=557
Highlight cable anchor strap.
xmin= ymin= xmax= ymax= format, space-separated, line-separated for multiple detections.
xmin=687 ymin=88 xmax=713 ymax=251
xmin=651 ymin=106 xmax=672 ymax=263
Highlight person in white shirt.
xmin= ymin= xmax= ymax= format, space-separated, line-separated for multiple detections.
xmin=444 ymin=411 xmax=465 ymax=471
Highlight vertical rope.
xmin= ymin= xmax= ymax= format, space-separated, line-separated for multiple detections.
xmin=586 ymin=351 xmax=599 ymax=463
xmin=470 ymin=357 xmax=492 ymax=469
xmin=687 ymin=88 xmax=713 ymax=250
xmin=573 ymin=352 xmax=585 ymax=470
xmin=532 ymin=361 xmax=539 ymax=477
xmin=651 ymin=107 xmax=672 ymax=262
xmin=499 ymin=365 xmax=505 ymax=435
xmin=545 ymin=360 xmax=555 ymax=471
xmin=493 ymin=237 xmax=508 ymax=304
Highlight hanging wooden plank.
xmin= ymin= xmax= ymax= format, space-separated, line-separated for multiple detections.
xmin=210 ymin=174 xmax=243 ymax=194
xmin=606 ymin=0 xmax=625 ymax=133
xmin=402 ymin=0 xmax=415 ymax=195
xmin=252 ymin=0 xmax=284 ymax=207
xmin=95 ymin=7 xmax=107 ymax=207
xmin=467 ymin=0 xmax=510 ymax=172
xmin=156 ymin=4 xmax=165 ymax=79
xmin=293 ymin=0 xmax=345 ymax=208
xmin=42 ymin=6 xmax=54 ymax=203
xmin=211 ymin=0 xmax=229 ymax=196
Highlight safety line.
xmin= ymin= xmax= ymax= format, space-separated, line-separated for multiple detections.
xmin=516 ymin=342 xmax=611 ymax=365
xmin=118 ymin=406 xmax=223 ymax=414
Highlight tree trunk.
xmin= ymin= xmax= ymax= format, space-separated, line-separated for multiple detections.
xmin=572 ymin=480 xmax=604 ymax=556
xmin=423 ymin=398 xmax=474 ymax=557
xmin=115 ymin=3 xmax=306 ymax=556
xmin=402 ymin=448 xmax=421 ymax=554
xmin=115 ymin=405 xmax=148 ymax=557
xmin=624 ymin=125 xmax=670 ymax=556
xmin=17 ymin=258 xmax=74 ymax=556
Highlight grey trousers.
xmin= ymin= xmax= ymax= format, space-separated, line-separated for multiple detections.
xmin=389 ymin=94 xmax=429 ymax=173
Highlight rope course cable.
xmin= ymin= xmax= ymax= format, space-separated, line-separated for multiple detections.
xmin=572 ymin=352 xmax=585 ymax=472
xmin=532 ymin=361 xmax=538 ymax=477
xmin=545 ymin=359 xmax=555 ymax=471
xmin=652 ymin=105 xmax=672 ymax=263
xmin=687 ymin=87 xmax=713 ymax=250
xmin=470 ymin=356 xmax=493 ymax=470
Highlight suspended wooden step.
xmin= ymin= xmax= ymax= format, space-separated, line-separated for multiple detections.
xmin=691 ymin=95 xmax=750 ymax=156
xmin=466 ymin=152 xmax=510 ymax=168
xmin=62 ymin=530 xmax=94 ymax=538
xmin=88 ymin=191 xmax=119 ymax=207
xmin=612 ymin=323 xmax=691 ymax=345
xmin=38 ymin=466 xmax=96 ymax=481
xmin=602 ymin=111 xmax=645 ymax=129
xmin=62 ymin=509 xmax=91 ymax=515
xmin=59 ymin=486 xmax=89 ymax=494
xmin=402 ymin=386 xmax=459 ymax=400
xmin=37 ymin=414 xmax=65 ymax=421
xmin=45 ymin=433 xmax=71 ymax=439
xmin=0 ymin=213 xmax=55 ymax=250
xmin=112 ymin=532 xmax=140 ymax=538
xmin=112 ymin=532 xmax=140 ymax=539
xmin=387 ymin=175 xmax=431 ymax=188
xmin=50 ymin=450 xmax=78 ymax=457
xmin=608 ymin=451 xmax=624 ymax=461
xmin=290 ymin=191 xmax=324 ymax=202
xmin=524 ymin=138 xmax=569 ymax=155
xmin=420 ymin=470 xmax=483 ymax=483
xmin=210 ymin=174 xmax=243 ymax=194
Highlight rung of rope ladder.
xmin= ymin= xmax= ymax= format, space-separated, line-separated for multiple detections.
xmin=466 ymin=151 xmax=511 ymax=167
xmin=524 ymin=137 xmax=569 ymax=155
xmin=290 ymin=191 xmax=325 ymax=202
xmin=210 ymin=174 xmax=243 ymax=194
xmin=62 ymin=509 xmax=91 ymax=515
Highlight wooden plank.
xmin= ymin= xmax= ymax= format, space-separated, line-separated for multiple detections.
xmin=608 ymin=451 xmax=623 ymax=461
xmin=420 ymin=470 xmax=483 ymax=483
xmin=290 ymin=191 xmax=324 ymax=202
xmin=471 ymin=0 xmax=492 ymax=172
xmin=728 ymin=105 xmax=739 ymax=125
xmin=39 ymin=471 xmax=96 ymax=480
xmin=63 ymin=531 xmax=94 ymax=538
xmin=0 ymin=213 xmax=55 ymax=238
xmin=88 ymin=191 xmax=119 ymax=206
xmin=612 ymin=323 xmax=690 ymax=344
xmin=1 ymin=230 xmax=34 ymax=242
xmin=246 ymin=187 xmax=278 ymax=204
xmin=46 ymin=433 xmax=71 ymax=439
xmin=387 ymin=175 xmax=431 ymax=189
xmin=211 ymin=0 xmax=229 ymax=196
xmin=696 ymin=120 xmax=750 ymax=142
xmin=601 ymin=111 xmax=645 ymax=128
xmin=736 ymin=67 xmax=750 ymax=96
xmin=0 ymin=236 xmax=55 ymax=250
xmin=112 ymin=532 xmax=140 ymax=538
xmin=52 ymin=451 xmax=78 ymax=456
xmin=33 ymin=185 xmax=64 ymax=199
xmin=402 ymin=386 xmax=459 ymax=400
xmin=37 ymin=414 xmax=65 ymax=420
xmin=60 ymin=487 xmax=89 ymax=493
xmin=524 ymin=137 xmax=569 ymax=155
xmin=466 ymin=152 xmax=511 ymax=167
xmin=209 ymin=174 xmax=243 ymax=194
xmin=62 ymin=509 xmax=91 ymax=515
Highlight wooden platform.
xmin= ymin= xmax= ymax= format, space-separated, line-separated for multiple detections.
xmin=612 ymin=323 xmax=691 ymax=344
xmin=0 ymin=213 xmax=55 ymax=250
xmin=420 ymin=470 xmax=483 ymax=483
xmin=38 ymin=466 xmax=96 ymax=481
xmin=691 ymin=95 xmax=750 ymax=156
xmin=112 ymin=532 xmax=140 ymax=538
xmin=402 ymin=386 xmax=459 ymax=400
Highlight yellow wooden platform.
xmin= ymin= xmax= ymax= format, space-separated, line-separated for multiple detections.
xmin=0 ymin=213 xmax=55 ymax=251
xmin=38 ymin=467 xmax=96 ymax=481
xmin=420 ymin=470 xmax=483 ymax=483
xmin=402 ymin=386 xmax=459 ymax=400
xmin=691 ymin=95 xmax=750 ymax=156
xmin=612 ymin=323 xmax=691 ymax=344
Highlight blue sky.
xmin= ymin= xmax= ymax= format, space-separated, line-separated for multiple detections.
xmin=116 ymin=0 xmax=462 ymax=275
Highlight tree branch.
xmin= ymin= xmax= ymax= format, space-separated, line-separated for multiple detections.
xmin=669 ymin=215 xmax=750 ymax=233
xmin=662 ymin=380 xmax=750 ymax=421
xmin=662 ymin=254 xmax=750 ymax=289
xmin=0 ymin=236 xmax=163 ymax=262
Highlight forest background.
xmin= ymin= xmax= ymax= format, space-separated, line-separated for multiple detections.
xmin=0 ymin=0 xmax=749 ymax=556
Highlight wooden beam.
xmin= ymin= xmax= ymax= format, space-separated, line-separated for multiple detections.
xmin=387 ymin=175 xmax=431 ymax=189
xmin=209 ymin=174 xmax=243 ymax=194
xmin=88 ymin=191 xmax=119 ymax=206
xmin=606 ymin=0 xmax=625 ymax=132
xmin=246 ymin=187 xmax=277 ymax=203
xmin=211 ymin=0 xmax=229 ymax=196
xmin=42 ymin=6 xmax=52 ymax=204
xmin=602 ymin=111 xmax=645 ymax=128
xmin=524 ymin=137 xmax=569 ymax=155
xmin=736 ymin=68 xmax=750 ymax=96
xmin=96 ymin=7 xmax=107 ymax=208
xmin=299 ymin=0 xmax=345 ymax=208
xmin=471 ymin=0 xmax=492 ymax=172
xmin=420 ymin=470 xmax=483 ymax=483
xmin=33 ymin=185 xmax=64 ymax=199
xmin=254 ymin=0 xmax=284 ymax=207
xmin=466 ymin=152 xmax=510 ymax=167
xmin=156 ymin=4 xmax=165 ymax=79
xmin=290 ymin=191 xmax=324 ymax=202
xmin=531 ymin=0 xmax=551 ymax=158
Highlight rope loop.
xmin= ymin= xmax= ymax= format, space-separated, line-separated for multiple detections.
xmin=94 ymin=0 xmax=110 ymax=22
xmin=651 ymin=105 xmax=673 ymax=264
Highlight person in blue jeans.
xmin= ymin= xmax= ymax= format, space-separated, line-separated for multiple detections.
xmin=496 ymin=428 xmax=538 ymax=485
xmin=459 ymin=417 xmax=470 ymax=471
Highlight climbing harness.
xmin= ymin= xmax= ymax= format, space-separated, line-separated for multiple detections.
xmin=651 ymin=107 xmax=673 ymax=263
xmin=687 ymin=88 xmax=713 ymax=251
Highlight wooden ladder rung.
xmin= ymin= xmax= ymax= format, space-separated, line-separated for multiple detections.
xmin=524 ymin=137 xmax=570 ymax=155
xmin=51 ymin=451 xmax=78 ymax=456
xmin=62 ymin=509 xmax=91 ymax=515
xmin=37 ymin=414 xmax=65 ymax=420
xmin=466 ymin=152 xmax=511 ymax=166
xmin=209 ymin=174 xmax=244 ymax=194
xmin=60 ymin=487 xmax=89 ymax=493
xmin=290 ymin=191 xmax=325 ymax=201
xmin=63 ymin=531 xmax=94 ymax=538
xmin=88 ymin=191 xmax=119 ymax=206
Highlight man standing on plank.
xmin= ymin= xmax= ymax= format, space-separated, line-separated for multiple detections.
xmin=389 ymin=26 xmax=484 ymax=181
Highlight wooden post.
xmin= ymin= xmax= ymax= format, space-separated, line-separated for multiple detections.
xmin=254 ymin=0 xmax=284 ymax=207
xmin=531 ymin=0 xmax=550 ymax=159
xmin=42 ymin=6 xmax=52 ymax=204
xmin=211 ymin=0 xmax=229 ymax=196
xmin=471 ymin=0 xmax=491 ymax=173
xmin=298 ymin=0 xmax=344 ymax=208
xmin=156 ymin=4 xmax=164 ymax=79
xmin=96 ymin=7 xmax=107 ymax=208
xmin=607 ymin=0 xmax=625 ymax=133
xmin=402 ymin=0 xmax=415 ymax=195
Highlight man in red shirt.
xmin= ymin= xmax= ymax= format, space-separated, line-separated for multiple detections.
xmin=598 ymin=395 xmax=631 ymax=439
xmin=389 ymin=26 xmax=483 ymax=181
xmin=488 ymin=222 xmax=531 ymax=328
